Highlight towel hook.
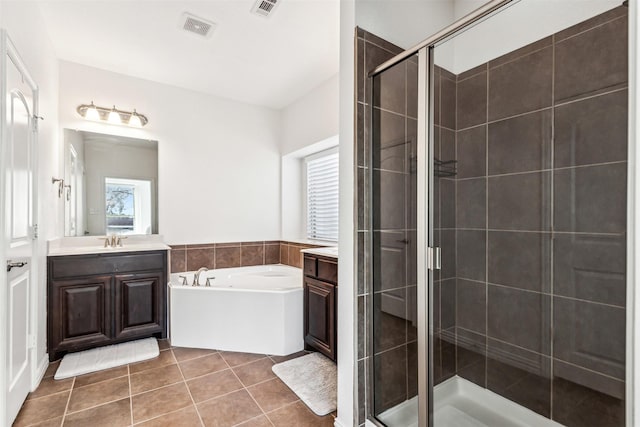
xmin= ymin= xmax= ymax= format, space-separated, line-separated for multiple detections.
xmin=51 ymin=177 xmax=64 ymax=198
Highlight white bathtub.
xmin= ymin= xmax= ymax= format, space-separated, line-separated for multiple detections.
xmin=169 ymin=264 xmax=303 ymax=356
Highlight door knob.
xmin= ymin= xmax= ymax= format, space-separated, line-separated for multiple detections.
xmin=6 ymin=261 xmax=28 ymax=272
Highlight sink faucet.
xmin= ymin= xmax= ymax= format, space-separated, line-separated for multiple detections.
xmin=193 ymin=267 xmax=208 ymax=286
xmin=101 ymin=234 xmax=117 ymax=248
xmin=101 ymin=234 xmax=127 ymax=248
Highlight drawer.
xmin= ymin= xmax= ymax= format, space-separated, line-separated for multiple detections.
xmin=49 ymin=251 xmax=166 ymax=279
xmin=303 ymin=255 xmax=317 ymax=277
xmin=317 ymin=258 xmax=338 ymax=284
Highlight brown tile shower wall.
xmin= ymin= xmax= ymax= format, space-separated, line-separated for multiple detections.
xmin=446 ymin=6 xmax=628 ymax=426
xmin=169 ymin=241 xmax=325 ymax=273
xmin=355 ymin=27 xmax=407 ymax=425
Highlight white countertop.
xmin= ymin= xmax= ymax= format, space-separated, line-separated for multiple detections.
xmin=48 ymin=235 xmax=170 ymax=256
xmin=281 ymin=238 xmax=337 ymax=246
xmin=300 ymin=246 xmax=338 ymax=258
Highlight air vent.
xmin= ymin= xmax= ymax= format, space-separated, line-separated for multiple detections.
xmin=180 ymin=13 xmax=216 ymax=39
xmin=251 ymin=0 xmax=280 ymax=17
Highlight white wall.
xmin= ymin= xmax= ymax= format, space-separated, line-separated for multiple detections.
xmin=0 ymin=0 xmax=61 ymax=397
xmin=280 ymin=74 xmax=339 ymax=156
xmin=280 ymin=73 xmax=339 ymax=242
xmin=356 ymin=0 xmax=455 ymax=49
xmin=336 ymin=0 xmax=356 ymax=425
xmin=58 ymin=61 xmax=282 ymax=245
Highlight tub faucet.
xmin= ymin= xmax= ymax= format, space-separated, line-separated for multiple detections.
xmin=193 ymin=267 xmax=208 ymax=286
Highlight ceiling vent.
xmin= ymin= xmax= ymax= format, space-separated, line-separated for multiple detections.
xmin=180 ymin=12 xmax=216 ymax=39
xmin=251 ymin=0 xmax=280 ymax=17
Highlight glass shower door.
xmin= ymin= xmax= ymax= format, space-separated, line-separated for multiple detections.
xmin=369 ymin=54 xmax=421 ymax=426
xmin=367 ymin=1 xmax=628 ymax=426
xmin=429 ymin=2 xmax=628 ymax=426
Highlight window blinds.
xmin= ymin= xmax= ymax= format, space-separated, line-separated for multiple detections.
xmin=306 ymin=151 xmax=339 ymax=242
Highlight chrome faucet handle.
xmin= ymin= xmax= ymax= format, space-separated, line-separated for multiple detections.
xmin=100 ymin=237 xmax=111 ymax=248
xmin=178 ymin=275 xmax=188 ymax=286
xmin=193 ymin=267 xmax=208 ymax=286
xmin=205 ymin=277 xmax=215 ymax=287
xmin=116 ymin=236 xmax=127 ymax=247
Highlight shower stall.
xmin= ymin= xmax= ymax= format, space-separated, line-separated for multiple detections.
xmin=357 ymin=0 xmax=630 ymax=426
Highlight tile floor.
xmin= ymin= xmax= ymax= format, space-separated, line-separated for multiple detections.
xmin=13 ymin=340 xmax=336 ymax=427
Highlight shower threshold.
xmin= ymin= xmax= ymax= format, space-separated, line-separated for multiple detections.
xmin=373 ymin=376 xmax=563 ymax=427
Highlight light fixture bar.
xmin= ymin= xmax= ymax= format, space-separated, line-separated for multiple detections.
xmin=76 ymin=102 xmax=149 ymax=127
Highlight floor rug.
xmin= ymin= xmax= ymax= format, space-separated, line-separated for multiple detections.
xmin=272 ymin=352 xmax=337 ymax=416
xmin=55 ymin=337 xmax=158 ymax=380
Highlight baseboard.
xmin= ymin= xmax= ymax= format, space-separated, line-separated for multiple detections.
xmin=333 ymin=417 xmax=348 ymax=427
xmin=32 ymin=353 xmax=49 ymax=391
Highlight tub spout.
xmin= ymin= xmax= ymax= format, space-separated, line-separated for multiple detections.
xmin=193 ymin=267 xmax=208 ymax=286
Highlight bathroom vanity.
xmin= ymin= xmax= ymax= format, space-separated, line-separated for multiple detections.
xmin=302 ymin=247 xmax=338 ymax=361
xmin=47 ymin=237 xmax=169 ymax=361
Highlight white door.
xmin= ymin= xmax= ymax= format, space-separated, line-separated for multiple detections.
xmin=1 ymin=31 xmax=38 ymax=425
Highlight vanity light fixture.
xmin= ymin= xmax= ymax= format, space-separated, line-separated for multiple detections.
xmin=107 ymin=105 xmax=121 ymax=125
xmin=128 ymin=109 xmax=142 ymax=128
xmin=84 ymin=102 xmax=100 ymax=121
xmin=76 ymin=102 xmax=149 ymax=127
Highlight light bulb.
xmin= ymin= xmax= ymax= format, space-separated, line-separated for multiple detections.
xmin=128 ymin=110 xmax=142 ymax=127
xmin=85 ymin=102 xmax=100 ymax=121
xmin=108 ymin=106 xmax=121 ymax=125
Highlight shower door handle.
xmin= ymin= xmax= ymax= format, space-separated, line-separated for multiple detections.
xmin=427 ymin=247 xmax=441 ymax=270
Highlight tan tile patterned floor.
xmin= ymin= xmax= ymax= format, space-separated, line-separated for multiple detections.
xmin=13 ymin=341 xmax=336 ymax=427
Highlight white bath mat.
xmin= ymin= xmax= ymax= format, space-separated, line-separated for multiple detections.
xmin=54 ymin=337 xmax=159 ymax=380
xmin=272 ymin=352 xmax=336 ymax=416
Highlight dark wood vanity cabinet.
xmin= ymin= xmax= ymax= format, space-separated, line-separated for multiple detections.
xmin=303 ymin=253 xmax=338 ymax=361
xmin=48 ymin=250 xmax=167 ymax=361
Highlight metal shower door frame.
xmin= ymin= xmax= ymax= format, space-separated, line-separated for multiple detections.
xmin=415 ymin=45 xmax=434 ymax=427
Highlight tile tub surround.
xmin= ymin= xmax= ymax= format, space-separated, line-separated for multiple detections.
xmin=13 ymin=341 xmax=335 ymax=427
xmin=169 ymin=240 xmax=327 ymax=273
xmin=355 ymin=5 xmax=628 ymax=427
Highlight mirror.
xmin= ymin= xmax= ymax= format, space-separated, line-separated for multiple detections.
xmin=63 ymin=129 xmax=158 ymax=236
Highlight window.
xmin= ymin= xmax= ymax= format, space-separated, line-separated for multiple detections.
xmin=105 ymin=177 xmax=153 ymax=235
xmin=306 ymin=148 xmax=339 ymax=241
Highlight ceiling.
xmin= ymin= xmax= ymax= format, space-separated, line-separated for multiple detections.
xmin=37 ymin=0 xmax=340 ymax=109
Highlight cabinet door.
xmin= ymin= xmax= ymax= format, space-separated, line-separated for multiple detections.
xmin=304 ymin=277 xmax=336 ymax=361
xmin=114 ymin=272 xmax=164 ymax=340
xmin=49 ymin=276 xmax=112 ymax=357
